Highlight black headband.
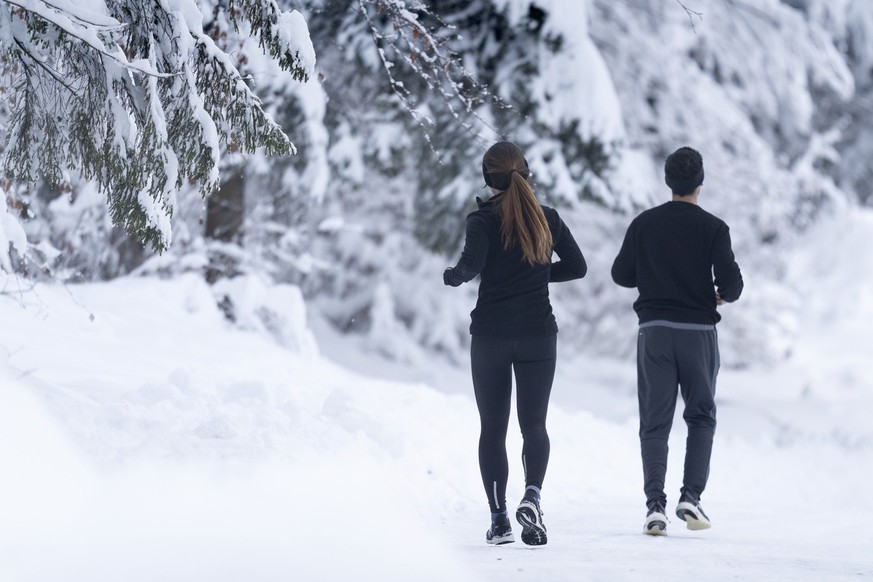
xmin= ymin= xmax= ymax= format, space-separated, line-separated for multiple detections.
xmin=482 ymin=160 xmax=529 ymax=191
xmin=665 ymin=167 xmax=704 ymax=195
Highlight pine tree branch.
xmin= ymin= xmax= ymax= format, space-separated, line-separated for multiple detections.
xmin=12 ymin=37 xmax=79 ymax=95
xmin=1 ymin=0 xmax=311 ymax=252
xmin=226 ymin=0 xmax=314 ymax=81
xmin=36 ymin=0 xmax=122 ymax=29
xmin=2 ymin=0 xmax=175 ymax=78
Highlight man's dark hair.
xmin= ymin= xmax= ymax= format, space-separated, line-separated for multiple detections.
xmin=664 ymin=147 xmax=704 ymax=196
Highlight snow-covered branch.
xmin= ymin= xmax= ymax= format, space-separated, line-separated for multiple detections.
xmin=2 ymin=0 xmax=171 ymax=77
xmin=357 ymin=0 xmax=505 ymax=142
xmin=0 ymin=0 xmax=315 ymax=253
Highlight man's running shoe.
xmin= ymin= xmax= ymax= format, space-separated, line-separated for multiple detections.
xmin=516 ymin=490 xmax=547 ymax=546
xmin=486 ymin=511 xmax=515 ymax=545
xmin=643 ymin=501 xmax=668 ymax=536
xmin=676 ymin=495 xmax=712 ymax=530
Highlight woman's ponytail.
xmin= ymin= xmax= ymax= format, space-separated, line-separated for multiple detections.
xmin=498 ymin=172 xmax=552 ymax=265
xmin=482 ymin=142 xmax=552 ymax=265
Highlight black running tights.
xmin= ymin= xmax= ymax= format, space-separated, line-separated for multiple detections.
xmin=471 ymin=334 xmax=557 ymax=513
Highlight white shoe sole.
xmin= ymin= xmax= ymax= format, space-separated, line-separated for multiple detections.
xmin=643 ymin=511 xmax=668 ymax=536
xmin=676 ymin=501 xmax=711 ymax=530
xmin=516 ymin=501 xmax=547 ymax=546
xmin=486 ymin=532 xmax=515 ymax=545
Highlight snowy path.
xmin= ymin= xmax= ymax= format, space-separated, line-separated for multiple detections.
xmin=1 ymin=274 xmax=872 ymax=581
xmin=457 ymin=504 xmax=872 ymax=581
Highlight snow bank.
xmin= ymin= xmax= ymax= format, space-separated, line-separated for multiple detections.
xmin=0 ymin=188 xmax=28 ymax=273
xmin=1 ymin=256 xmax=872 ymax=580
xmin=0 ymin=386 xmax=476 ymax=582
xmin=0 ymin=275 xmax=479 ymax=581
xmin=212 ymin=274 xmax=318 ymax=356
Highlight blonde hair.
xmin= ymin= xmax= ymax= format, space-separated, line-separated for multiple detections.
xmin=482 ymin=142 xmax=552 ymax=265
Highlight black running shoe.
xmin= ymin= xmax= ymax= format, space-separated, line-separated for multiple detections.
xmin=643 ymin=501 xmax=668 ymax=536
xmin=486 ymin=512 xmax=515 ymax=545
xmin=675 ymin=494 xmax=711 ymax=530
xmin=516 ymin=494 xmax=547 ymax=546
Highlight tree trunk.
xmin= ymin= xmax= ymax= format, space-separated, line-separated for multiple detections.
xmin=206 ymin=169 xmax=245 ymax=243
xmin=205 ymin=168 xmax=245 ymax=283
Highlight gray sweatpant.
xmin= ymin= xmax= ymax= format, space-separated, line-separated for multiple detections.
xmin=637 ymin=321 xmax=720 ymax=507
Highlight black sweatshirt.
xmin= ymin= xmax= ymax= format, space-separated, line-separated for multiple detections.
xmin=611 ymin=201 xmax=743 ymax=324
xmin=444 ymin=196 xmax=587 ymax=337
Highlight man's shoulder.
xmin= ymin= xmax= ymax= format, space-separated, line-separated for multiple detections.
xmin=696 ymin=206 xmax=730 ymax=230
xmin=637 ymin=203 xmax=728 ymax=227
xmin=632 ymin=204 xmax=667 ymax=225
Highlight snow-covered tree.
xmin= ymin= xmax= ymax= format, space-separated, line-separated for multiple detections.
xmin=5 ymin=0 xmax=868 ymax=370
xmin=243 ymin=0 xmax=632 ymax=363
xmin=0 ymin=0 xmax=315 ymax=252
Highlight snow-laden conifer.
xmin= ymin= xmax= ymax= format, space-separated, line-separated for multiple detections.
xmin=0 ymin=0 xmax=315 ymax=251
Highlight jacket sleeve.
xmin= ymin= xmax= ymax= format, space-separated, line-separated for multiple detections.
xmin=712 ymin=223 xmax=743 ymax=302
xmin=611 ymin=220 xmax=637 ymax=288
xmin=549 ymin=215 xmax=587 ymax=282
xmin=443 ymin=214 xmax=489 ymax=287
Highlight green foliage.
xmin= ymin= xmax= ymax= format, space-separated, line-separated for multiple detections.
xmin=381 ymin=2 xmax=618 ymax=253
xmin=554 ymin=122 xmax=615 ymax=206
xmin=228 ymin=0 xmax=312 ymax=81
xmin=0 ymin=0 xmax=312 ymax=252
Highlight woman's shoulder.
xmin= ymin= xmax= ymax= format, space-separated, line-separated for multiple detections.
xmin=540 ymin=205 xmax=563 ymax=227
xmin=540 ymin=205 xmax=559 ymax=219
xmin=539 ymin=205 xmax=567 ymax=241
xmin=465 ymin=207 xmax=499 ymax=233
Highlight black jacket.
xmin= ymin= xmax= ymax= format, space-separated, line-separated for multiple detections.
xmin=444 ymin=195 xmax=587 ymax=336
xmin=611 ymin=201 xmax=743 ymax=324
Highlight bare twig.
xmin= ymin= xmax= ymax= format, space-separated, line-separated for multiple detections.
xmin=0 ymin=271 xmax=37 ymax=306
xmin=676 ymin=0 xmax=703 ymax=33
xmin=357 ymin=0 xmax=512 ymax=152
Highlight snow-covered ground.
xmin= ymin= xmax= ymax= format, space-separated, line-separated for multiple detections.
xmin=2 ymin=210 xmax=872 ymax=581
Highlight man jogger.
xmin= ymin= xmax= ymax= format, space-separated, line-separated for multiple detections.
xmin=611 ymin=146 xmax=743 ymax=535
